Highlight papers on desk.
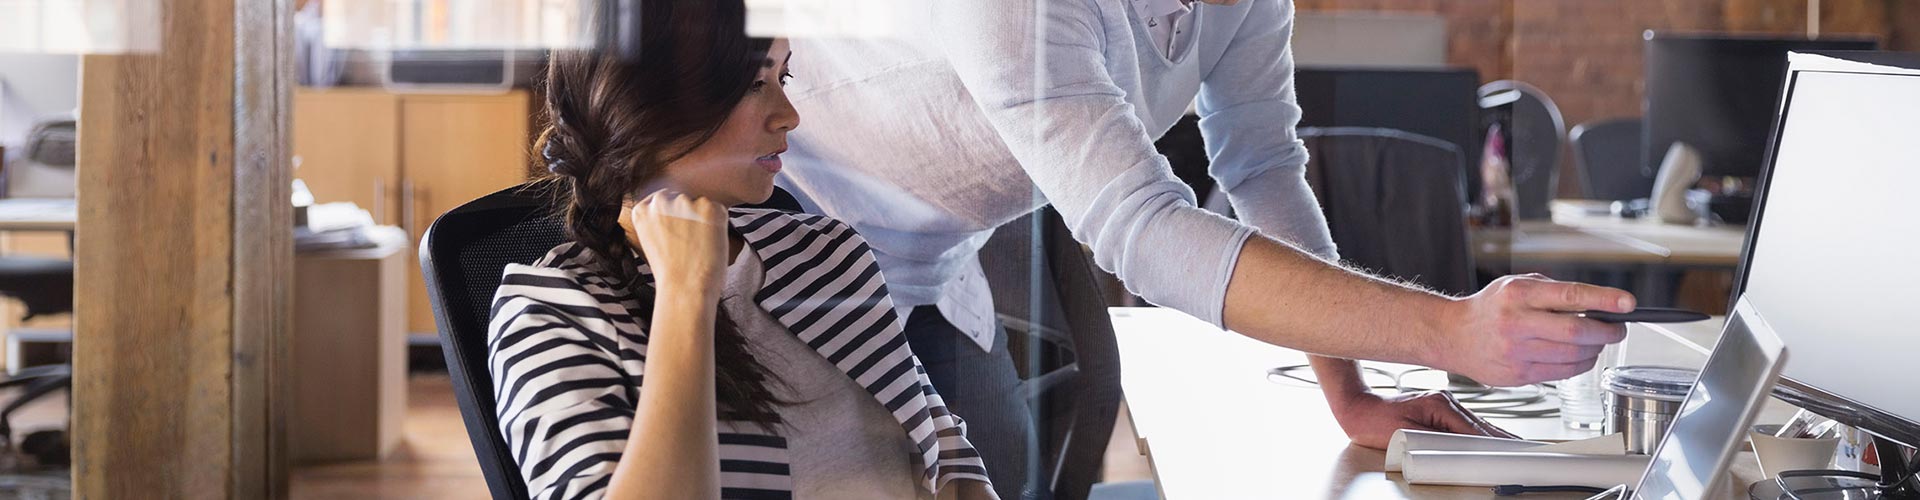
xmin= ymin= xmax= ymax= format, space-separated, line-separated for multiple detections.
xmin=1387 ymin=429 xmax=1647 ymax=489
xmin=295 ymin=202 xmax=380 ymax=252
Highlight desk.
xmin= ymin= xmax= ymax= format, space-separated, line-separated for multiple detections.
xmin=1548 ymin=201 xmax=1746 ymax=267
xmin=1472 ymin=222 xmax=1668 ymax=266
xmin=0 ymin=199 xmax=76 ymax=232
xmin=0 ymin=198 xmax=76 ymax=372
xmin=291 ymin=226 xmax=409 ymax=462
xmin=1111 ymin=307 xmax=1791 ymax=499
xmin=1472 ymin=200 xmax=1748 ymax=307
xmin=1472 ymin=201 xmax=1745 ymax=268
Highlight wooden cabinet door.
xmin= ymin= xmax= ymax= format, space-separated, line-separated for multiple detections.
xmin=400 ymin=91 xmax=535 ymax=334
xmin=292 ymin=88 xmax=401 ymax=224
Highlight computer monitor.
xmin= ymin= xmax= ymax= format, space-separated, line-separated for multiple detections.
xmin=1643 ymin=33 xmax=1877 ymax=178
xmin=1733 ymin=52 xmax=1920 ymax=482
xmin=1294 ymin=67 xmax=1482 ymax=200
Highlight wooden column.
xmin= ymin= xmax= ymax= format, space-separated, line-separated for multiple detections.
xmin=73 ymin=0 xmax=292 ymax=498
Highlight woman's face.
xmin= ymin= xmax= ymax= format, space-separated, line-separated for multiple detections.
xmin=654 ymin=38 xmax=799 ymax=207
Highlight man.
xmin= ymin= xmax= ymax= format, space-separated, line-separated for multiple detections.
xmin=776 ymin=0 xmax=1632 ymax=498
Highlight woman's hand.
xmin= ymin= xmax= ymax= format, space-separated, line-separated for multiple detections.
xmin=622 ymin=191 xmax=730 ymax=296
xmin=607 ymin=192 xmax=730 ymax=500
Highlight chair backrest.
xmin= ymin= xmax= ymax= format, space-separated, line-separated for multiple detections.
xmin=1570 ymin=117 xmax=1653 ymax=201
xmin=976 ymin=208 xmax=1123 ymax=500
xmin=1299 ymin=127 xmax=1476 ymax=295
xmin=419 ymin=183 xmax=563 ymax=500
xmin=420 ymin=181 xmax=803 ymax=499
xmin=1479 ymin=80 xmax=1565 ymax=221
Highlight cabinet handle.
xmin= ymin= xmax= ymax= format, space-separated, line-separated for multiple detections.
xmin=401 ymin=179 xmax=416 ymax=238
xmin=372 ymin=178 xmax=387 ymax=224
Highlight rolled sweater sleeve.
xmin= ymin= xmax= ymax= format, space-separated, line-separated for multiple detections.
xmin=1197 ymin=0 xmax=1338 ymax=260
xmin=933 ymin=0 xmax=1255 ymax=327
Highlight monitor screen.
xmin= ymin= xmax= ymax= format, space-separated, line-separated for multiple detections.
xmin=1737 ymin=60 xmax=1920 ymax=445
xmin=1633 ymin=299 xmax=1788 ymax=499
xmin=1643 ymin=35 xmax=1877 ymax=178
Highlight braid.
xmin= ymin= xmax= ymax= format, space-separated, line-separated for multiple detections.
xmin=537 ymin=51 xmax=788 ymax=428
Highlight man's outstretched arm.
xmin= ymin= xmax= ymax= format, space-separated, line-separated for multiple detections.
xmin=1223 ymin=233 xmax=1633 ymax=388
xmin=929 ymin=0 xmax=1632 ymax=447
xmin=1191 ymin=0 xmax=1622 ymax=447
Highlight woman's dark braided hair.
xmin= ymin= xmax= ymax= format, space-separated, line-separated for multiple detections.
xmin=537 ymin=0 xmax=785 ymax=426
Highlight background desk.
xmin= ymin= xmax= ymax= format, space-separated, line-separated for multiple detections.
xmin=291 ymin=226 xmax=410 ymax=462
xmin=1111 ymin=307 xmax=1792 ymax=499
xmin=0 ymin=198 xmax=76 ymax=373
xmin=0 ymin=198 xmax=76 ymax=232
xmin=1472 ymin=201 xmax=1745 ymax=268
xmin=1547 ymin=201 xmax=1746 ymax=267
xmin=1472 ymin=200 xmax=1747 ymax=308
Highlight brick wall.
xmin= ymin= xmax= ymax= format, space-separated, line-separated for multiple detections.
xmin=1295 ymin=0 xmax=1916 ymax=195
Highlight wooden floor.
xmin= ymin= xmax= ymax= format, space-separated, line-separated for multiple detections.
xmin=290 ymin=375 xmax=490 ymax=499
xmin=290 ymin=374 xmax=1155 ymax=499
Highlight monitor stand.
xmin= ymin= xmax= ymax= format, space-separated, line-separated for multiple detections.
xmin=1749 ymin=438 xmax=1920 ymax=499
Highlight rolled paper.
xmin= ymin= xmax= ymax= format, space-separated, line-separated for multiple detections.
xmin=1401 ymin=451 xmax=1652 ymax=488
xmin=1385 ymin=430 xmax=1628 ymax=472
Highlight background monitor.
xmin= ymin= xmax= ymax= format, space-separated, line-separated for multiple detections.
xmin=1734 ymin=52 xmax=1920 ymax=450
xmin=1642 ymin=33 xmax=1877 ymax=178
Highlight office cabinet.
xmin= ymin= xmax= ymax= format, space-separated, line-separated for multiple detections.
xmin=398 ymin=92 xmax=534 ymax=334
xmin=293 ymin=88 xmax=534 ymax=335
xmin=292 ymin=89 xmax=402 ymax=224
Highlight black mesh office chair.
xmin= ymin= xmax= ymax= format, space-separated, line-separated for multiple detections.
xmin=418 ymin=181 xmax=804 ymax=499
xmin=1207 ymin=127 xmax=1474 ymax=296
xmin=977 ymin=208 xmax=1127 ymax=500
xmin=1479 ymin=81 xmax=1567 ymax=221
xmin=1299 ymin=127 xmax=1475 ymax=295
xmin=1571 ymin=118 xmax=1654 ymax=201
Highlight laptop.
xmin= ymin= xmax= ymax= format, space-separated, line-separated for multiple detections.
xmin=1589 ymin=296 xmax=1790 ymax=499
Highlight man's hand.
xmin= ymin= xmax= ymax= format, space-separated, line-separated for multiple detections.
xmin=1329 ymin=390 xmax=1518 ymax=449
xmin=1310 ymin=356 xmax=1517 ymax=449
xmin=1434 ymin=274 xmax=1634 ymax=387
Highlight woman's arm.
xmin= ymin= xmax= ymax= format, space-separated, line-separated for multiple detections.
xmin=603 ymin=193 xmax=733 ymax=500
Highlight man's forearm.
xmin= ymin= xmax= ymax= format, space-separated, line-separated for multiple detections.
xmin=1221 ymin=233 xmax=1458 ymax=368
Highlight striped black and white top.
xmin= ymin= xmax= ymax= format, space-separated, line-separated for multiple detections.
xmin=488 ymin=208 xmax=992 ymax=499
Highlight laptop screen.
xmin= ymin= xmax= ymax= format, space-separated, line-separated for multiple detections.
xmin=1632 ymin=298 xmax=1788 ymax=499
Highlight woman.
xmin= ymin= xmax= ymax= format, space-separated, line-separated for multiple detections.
xmin=487 ymin=2 xmax=996 ymax=499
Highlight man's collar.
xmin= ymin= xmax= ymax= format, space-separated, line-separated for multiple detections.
xmin=1136 ymin=0 xmax=1192 ymax=20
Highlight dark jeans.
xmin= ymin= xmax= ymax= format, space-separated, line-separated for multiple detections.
xmin=903 ymin=306 xmax=1039 ymax=500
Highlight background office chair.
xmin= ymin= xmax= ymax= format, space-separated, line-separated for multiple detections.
xmin=1571 ymin=117 xmax=1654 ymax=201
xmin=417 ymin=181 xmax=809 ymax=499
xmin=1300 ymin=127 xmax=1476 ymax=295
xmin=977 ymin=208 xmax=1128 ymax=500
xmin=1479 ymin=81 xmax=1567 ymax=221
xmin=1207 ymin=127 xmax=1475 ymax=296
